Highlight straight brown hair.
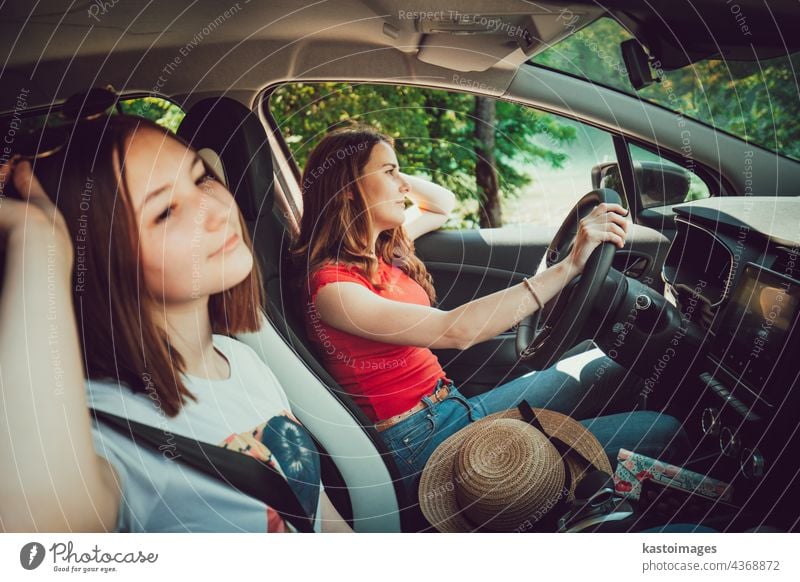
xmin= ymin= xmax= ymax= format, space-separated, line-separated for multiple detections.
xmin=34 ymin=115 xmax=264 ymax=416
xmin=291 ymin=125 xmax=436 ymax=303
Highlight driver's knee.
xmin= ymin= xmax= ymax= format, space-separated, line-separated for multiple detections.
xmin=548 ymin=347 xmax=643 ymax=418
xmin=579 ymin=352 xmax=646 ymax=412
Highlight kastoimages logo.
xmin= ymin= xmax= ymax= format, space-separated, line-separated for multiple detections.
xmin=20 ymin=542 xmax=46 ymax=570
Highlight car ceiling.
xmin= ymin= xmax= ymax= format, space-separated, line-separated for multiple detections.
xmin=1 ymin=0 xmax=797 ymax=113
xmin=1 ymin=0 xmax=531 ymax=111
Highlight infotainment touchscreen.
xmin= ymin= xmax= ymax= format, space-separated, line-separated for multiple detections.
xmin=712 ymin=263 xmax=800 ymax=393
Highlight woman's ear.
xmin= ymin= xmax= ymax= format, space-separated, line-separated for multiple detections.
xmin=344 ymin=189 xmax=354 ymax=201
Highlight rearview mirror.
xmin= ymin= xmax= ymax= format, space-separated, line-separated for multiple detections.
xmin=591 ymin=161 xmax=691 ymax=208
xmin=621 ymin=39 xmax=659 ymax=90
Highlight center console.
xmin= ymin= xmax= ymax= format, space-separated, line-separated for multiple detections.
xmin=694 ymin=263 xmax=800 ymax=498
xmin=709 ymin=263 xmax=800 ymax=407
xmin=656 ymin=206 xmax=800 ymax=527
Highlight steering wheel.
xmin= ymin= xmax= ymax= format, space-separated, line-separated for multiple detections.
xmin=516 ymin=188 xmax=623 ymax=370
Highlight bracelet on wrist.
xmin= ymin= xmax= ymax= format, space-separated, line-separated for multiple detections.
xmin=522 ymin=277 xmax=544 ymax=311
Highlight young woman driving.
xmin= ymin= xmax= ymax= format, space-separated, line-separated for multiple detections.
xmin=0 ymin=114 xmax=350 ymax=532
xmin=292 ymin=126 xmax=689 ymax=496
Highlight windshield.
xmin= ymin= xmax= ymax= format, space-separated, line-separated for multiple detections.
xmin=530 ymin=17 xmax=800 ymax=161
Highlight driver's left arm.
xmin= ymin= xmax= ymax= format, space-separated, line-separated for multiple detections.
xmin=401 ymin=173 xmax=456 ymax=241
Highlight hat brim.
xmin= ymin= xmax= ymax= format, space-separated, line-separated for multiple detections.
xmin=418 ymin=407 xmax=612 ymax=532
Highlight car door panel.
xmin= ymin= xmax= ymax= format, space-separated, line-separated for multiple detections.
xmin=414 ymin=226 xmax=554 ymax=295
xmin=433 ymin=332 xmax=529 ymax=398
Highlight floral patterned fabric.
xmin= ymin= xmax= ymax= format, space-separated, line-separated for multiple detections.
xmin=220 ymin=412 xmax=322 ymax=532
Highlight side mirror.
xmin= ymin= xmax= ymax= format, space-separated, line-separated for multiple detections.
xmin=591 ymin=161 xmax=691 ymax=208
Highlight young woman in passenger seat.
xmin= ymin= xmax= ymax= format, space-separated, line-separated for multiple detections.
xmin=292 ymin=125 xmax=690 ymax=497
xmin=0 ymin=115 xmax=350 ymax=532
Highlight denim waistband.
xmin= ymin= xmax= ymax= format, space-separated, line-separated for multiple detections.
xmin=420 ymin=377 xmax=456 ymax=407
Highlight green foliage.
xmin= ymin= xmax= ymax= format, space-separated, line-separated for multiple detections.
xmin=533 ymin=17 xmax=800 ymax=161
xmin=118 ymin=97 xmax=185 ymax=133
xmin=641 ymin=56 xmax=800 ymax=161
xmin=533 ymin=17 xmax=632 ymax=91
xmin=269 ymin=83 xmax=577 ymax=228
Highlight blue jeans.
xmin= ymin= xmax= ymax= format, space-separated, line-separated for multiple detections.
xmin=380 ymin=346 xmax=690 ymax=499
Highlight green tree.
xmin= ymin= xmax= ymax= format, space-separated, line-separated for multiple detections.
xmin=474 ymin=96 xmax=501 ymax=227
xmin=118 ymin=97 xmax=185 ymax=133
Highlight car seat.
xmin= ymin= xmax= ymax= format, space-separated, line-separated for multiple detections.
xmin=177 ymin=96 xmax=427 ymax=532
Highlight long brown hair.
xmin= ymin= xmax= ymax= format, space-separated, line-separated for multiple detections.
xmin=291 ymin=125 xmax=435 ymax=303
xmin=34 ymin=115 xmax=264 ymax=416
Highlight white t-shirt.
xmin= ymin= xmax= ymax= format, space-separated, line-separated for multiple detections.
xmin=87 ymin=334 xmax=323 ymax=532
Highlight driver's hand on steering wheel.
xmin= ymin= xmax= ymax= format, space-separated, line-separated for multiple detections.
xmin=566 ymin=202 xmax=629 ymax=275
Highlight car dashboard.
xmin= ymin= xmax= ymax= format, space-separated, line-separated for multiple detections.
xmin=661 ymin=195 xmax=800 ymax=497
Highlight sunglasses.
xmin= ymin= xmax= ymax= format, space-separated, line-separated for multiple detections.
xmin=11 ymin=86 xmax=119 ymax=161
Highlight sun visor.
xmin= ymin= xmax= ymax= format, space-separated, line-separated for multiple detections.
xmin=416 ymin=33 xmax=524 ymax=72
xmin=414 ymin=13 xmax=535 ymax=73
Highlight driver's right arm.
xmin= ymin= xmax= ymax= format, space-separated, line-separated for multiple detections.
xmin=315 ymin=203 xmax=629 ymax=350
xmin=0 ymin=162 xmax=119 ymax=532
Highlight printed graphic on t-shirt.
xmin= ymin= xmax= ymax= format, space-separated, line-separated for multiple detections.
xmin=220 ymin=412 xmax=321 ymax=532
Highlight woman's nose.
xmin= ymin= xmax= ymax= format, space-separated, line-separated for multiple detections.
xmin=200 ymin=191 xmax=231 ymax=231
xmin=399 ymin=175 xmax=411 ymax=194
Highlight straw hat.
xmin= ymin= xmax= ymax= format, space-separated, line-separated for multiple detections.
xmin=418 ymin=406 xmax=612 ymax=532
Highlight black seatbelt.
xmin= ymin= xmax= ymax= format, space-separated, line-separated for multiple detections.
xmin=91 ymin=409 xmax=314 ymax=533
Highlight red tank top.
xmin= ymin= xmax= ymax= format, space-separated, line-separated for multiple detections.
xmin=304 ymin=259 xmax=448 ymax=422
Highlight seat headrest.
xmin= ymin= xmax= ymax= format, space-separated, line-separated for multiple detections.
xmin=177 ymin=97 xmax=273 ymax=221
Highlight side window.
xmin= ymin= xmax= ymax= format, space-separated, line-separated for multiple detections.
xmin=628 ymin=143 xmax=712 ymax=208
xmin=501 ymin=109 xmax=619 ymax=227
xmin=268 ymin=83 xmax=621 ymax=230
